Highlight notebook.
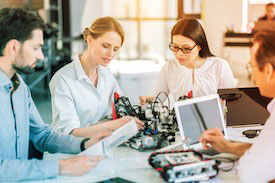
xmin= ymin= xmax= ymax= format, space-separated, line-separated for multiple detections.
xmin=174 ymin=94 xmax=228 ymax=153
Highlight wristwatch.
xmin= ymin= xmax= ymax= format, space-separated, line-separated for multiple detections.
xmin=80 ymin=138 xmax=90 ymax=151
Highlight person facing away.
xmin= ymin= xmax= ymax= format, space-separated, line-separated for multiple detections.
xmin=200 ymin=31 xmax=275 ymax=183
xmin=140 ymin=18 xmax=237 ymax=104
xmin=258 ymin=3 xmax=275 ymax=21
xmin=49 ymin=16 xmax=144 ymax=138
xmin=0 ymin=8 xmax=110 ymax=181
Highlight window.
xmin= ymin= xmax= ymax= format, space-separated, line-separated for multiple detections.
xmin=105 ymin=0 xmax=202 ymax=60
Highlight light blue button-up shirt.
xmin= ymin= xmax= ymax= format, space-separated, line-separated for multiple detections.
xmin=0 ymin=70 xmax=83 ymax=181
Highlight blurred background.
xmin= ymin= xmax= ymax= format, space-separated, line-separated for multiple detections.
xmin=1 ymin=0 xmax=273 ymax=123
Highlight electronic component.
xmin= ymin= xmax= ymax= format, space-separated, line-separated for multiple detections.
xmin=110 ymin=91 xmax=193 ymax=151
xmin=148 ymin=150 xmax=220 ymax=183
xmin=112 ymin=92 xmax=177 ymax=151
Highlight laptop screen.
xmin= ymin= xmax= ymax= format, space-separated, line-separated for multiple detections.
xmin=174 ymin=94 xmax=227 ymax=145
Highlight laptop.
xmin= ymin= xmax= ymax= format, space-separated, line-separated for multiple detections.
xmin=218 ymin=88 xmax=270 ymax=126
xmin=174 ymin=94 xmax=227 ymax=154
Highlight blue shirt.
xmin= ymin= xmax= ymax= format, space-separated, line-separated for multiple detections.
xmin=0 ymin=70 xmax=83 ymax=181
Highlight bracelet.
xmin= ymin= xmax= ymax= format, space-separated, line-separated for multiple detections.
xmin=80 ymin=138 xmax=90 ymax=151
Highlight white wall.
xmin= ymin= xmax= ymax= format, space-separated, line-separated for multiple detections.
xmin=249 ymin=4 xmax=266 ymax=21
xmin=109 ymin=60 xmax=164 ymax=105
xmin=203 ymin=0 xmax=243 ymax=56
xmin=70 ymin=0 xmax=106 ymax=37
xmin=70 ymin=0 xmax=86 ymax=37
xmin=203 ymin=0 xmax=256 ymax=87
xmin=69 ymin=0 xmax=107 ymax=57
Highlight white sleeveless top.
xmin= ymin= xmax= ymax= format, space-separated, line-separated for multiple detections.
xmin=152 ymin=57 xmax=238 ymax=102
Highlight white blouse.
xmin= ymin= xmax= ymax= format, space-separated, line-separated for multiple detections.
xmin=152 ymin=57 xmax=238 ymax=102
xmin=49 ymin=55 xmax=122 ymax=134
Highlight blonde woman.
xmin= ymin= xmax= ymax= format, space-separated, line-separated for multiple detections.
xmin=50 ymin=17 xmax=143 ymax=138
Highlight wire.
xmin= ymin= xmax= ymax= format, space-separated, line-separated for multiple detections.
xmin=211 ymin=157 xmax=236 ymax=172
xmin=154 ymin=91 xmax=170 ymax=110
xmin=116 ymin=97 xmax=146 ymax=120
xmin=152 ymin=92 xmax=169 ymax=123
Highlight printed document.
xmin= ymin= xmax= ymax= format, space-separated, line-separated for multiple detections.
xmin=79 ymin=119 xmax=138 ymax=156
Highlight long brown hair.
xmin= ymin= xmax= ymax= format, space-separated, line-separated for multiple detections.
xmin=83 ymin=16 xmax=124 ymax=45
xmin=171 ymin=18 xmax=214 ymax=58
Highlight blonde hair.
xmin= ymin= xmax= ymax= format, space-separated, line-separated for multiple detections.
xmin=83 ymin=16 xmax=124 ymax=45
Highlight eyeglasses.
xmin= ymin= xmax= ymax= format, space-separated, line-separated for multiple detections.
xmin=246 ymin=63 xmax=258 ymax=80
xmin=246 ymin=63 xmax=258 ymax=75
xmin=242 ymin=129 xmax=261 ymax=138
xmin=169 ymin=43 xmax=197 ymax=54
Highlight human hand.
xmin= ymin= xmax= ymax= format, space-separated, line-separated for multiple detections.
xmin=114 ymin=116 xmax=144 ymax=130
xmin=199 ymin=128 xmax=231 ymax=153
xmin=59 ymin=155 xmax=102 ymax=176
xmin=139 ymin=96 xmax=155 ymax=105
xmin=85 ymin=131 xmax=113 ymax=149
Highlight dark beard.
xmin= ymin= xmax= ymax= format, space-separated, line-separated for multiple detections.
xmin=12 ymin=64 xmax=35 ymax=74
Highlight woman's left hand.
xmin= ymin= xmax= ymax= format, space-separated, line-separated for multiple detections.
xmin=113 ymin=116 xmax=144 ymax=130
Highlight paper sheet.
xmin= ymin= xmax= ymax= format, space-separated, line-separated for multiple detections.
xmin=79 ymin=119 xmax=138 ymax=156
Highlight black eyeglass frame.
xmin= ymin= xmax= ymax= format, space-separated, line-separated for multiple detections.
xmin=169 ymin=43 xmax=197 ymax=54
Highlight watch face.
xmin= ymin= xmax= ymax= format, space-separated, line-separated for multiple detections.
xmin=81 ymin=138 xmax=90 ymax=151
xmin=96 ymin=177 xmax=135 ymax=183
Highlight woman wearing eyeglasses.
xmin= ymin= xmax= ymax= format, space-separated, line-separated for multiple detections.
xmin=140 ymin=18 xmax=237 ymax=104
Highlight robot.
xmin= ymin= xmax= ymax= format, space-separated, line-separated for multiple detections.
xmin=148 ymin=150 xmax=220 ymax=183
xmin=112 ymin=92 xmax=177 ymax=151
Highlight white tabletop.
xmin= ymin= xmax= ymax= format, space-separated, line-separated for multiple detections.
xmin=20 ymin=145 xmax=241 ymax=183
xmin=20 ymin=126 xmax=264 ymax=183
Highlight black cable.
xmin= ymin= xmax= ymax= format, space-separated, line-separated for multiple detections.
xmin=132 ymin=105 xmax=140 ymax=108
xmin=154 ymin=91 xmax=170 ymax=110
xmin=210 ymin=157 xmax=236 ymax=172
xmin=152 ymin=92 xmax=167 ymax=124
xmin=117 ymin=97 xmax=146 ymax=120
xmin=120 ymin=97 xmax=137 ymax=116
xmin=149 ymin=91 xmax=172 ymax=134
xmin=147 ymin=120 xmax=154 ymax=127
